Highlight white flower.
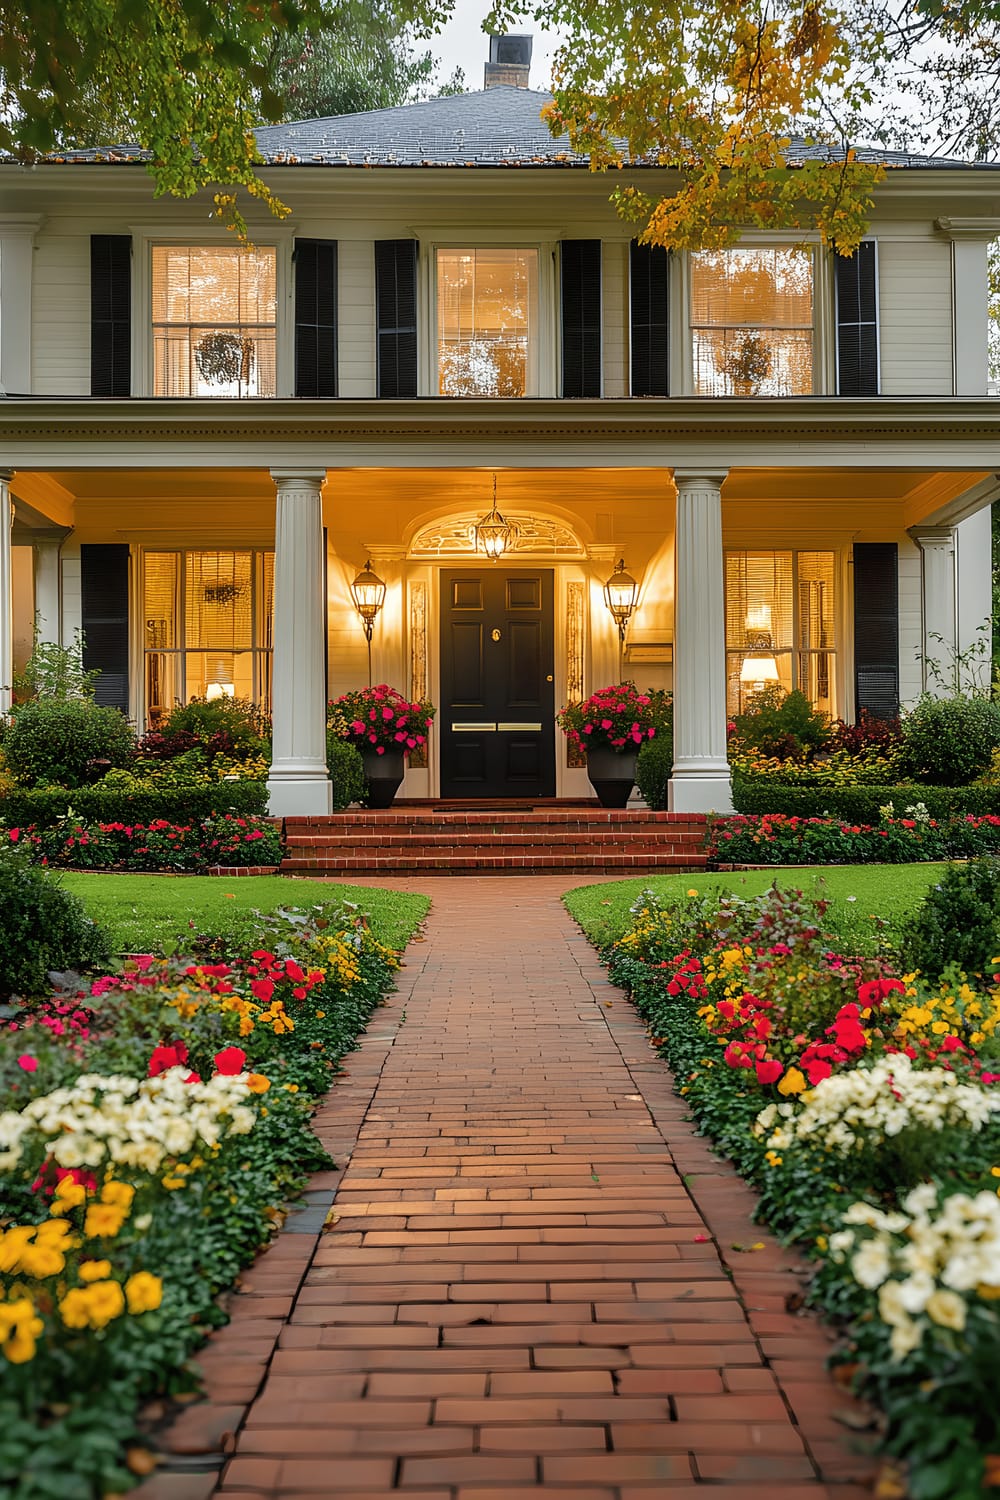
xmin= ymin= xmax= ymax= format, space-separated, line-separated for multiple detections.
xmin=851 ymin=1238 xmax=891 ymax=1289
xmin=889 ymin=1318 xmax=922 ymax=1361
xmin=926 ymin=1289 xmax=967 ymax=1331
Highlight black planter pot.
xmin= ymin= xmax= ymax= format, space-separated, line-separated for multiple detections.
xmin=585 ymin=743 xmax=638 ymax=809
xmin=361 ymin=746 xmax=406 ymax=809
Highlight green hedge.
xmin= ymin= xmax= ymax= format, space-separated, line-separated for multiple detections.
xmin=0 ymin=779 xmax=268 ymax=831
xmin=732 ymin=779 xmax=1000 ymax=822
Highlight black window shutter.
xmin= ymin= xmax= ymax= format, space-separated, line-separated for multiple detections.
xmin=853 ymin=542 xmax=898 ymax=720
xmin=294 ymin=239 xmax=338 ymax=398
xmin=561 ymin=240 xmax=602 ymax=397
xmin=81 ymin=544 xmax=130 ymax=715
xmin=90 ymin=236 xmax=131 ymax=397
xmin=629 ymin=240 xmax=670 ymax=397
xmin=835 ymin=241 xmax=878 ymax=396
xmin=375 ymin=240 xmax=418 ymax=397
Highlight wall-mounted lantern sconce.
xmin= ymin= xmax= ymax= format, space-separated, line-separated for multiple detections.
xmin=603 ymin=557 xmax=639 ymax=679
xmin=350 ymin=558 xmax=386 ymax=686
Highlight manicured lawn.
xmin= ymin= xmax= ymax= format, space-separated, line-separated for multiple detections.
xmin=564 ymin=863 xmax=950 ymax=953
xmin=59 ymin=872 xmax=429 ymax=953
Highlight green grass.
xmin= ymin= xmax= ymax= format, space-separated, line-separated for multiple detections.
xmin=563 ymin=863 xmax=950 ymax=955
xmin=58 ymin=872 xmax=429 ymax=954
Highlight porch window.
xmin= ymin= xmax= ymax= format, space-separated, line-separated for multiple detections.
xmin=142 ymin=549 xmax=274 ymax=724
xmin=437 ymin=248 xmax=539 ymax=396
xmin=151 ymin=246 xmax=277 ymax=397
xmin=725 ymin=550 xmax=836 ymax=716
xmin=691 ymin=248 xmax=814 ymax=396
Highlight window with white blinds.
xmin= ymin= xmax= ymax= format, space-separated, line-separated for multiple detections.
xmin=725 ymin=550 xmax=836 ymax=716
xmin=437 ymin=249 xmax=538 ymax=396
xmin=691 ymin=248 xmax=814 ymax=396
xmin=143 ymin=549 xmax=274 ymax=724
xmin=151 ymin=246 xmax=277 ymax=397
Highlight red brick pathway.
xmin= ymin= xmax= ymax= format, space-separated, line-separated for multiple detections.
xmin=202 ymin=878 xmax=874 ymax=1498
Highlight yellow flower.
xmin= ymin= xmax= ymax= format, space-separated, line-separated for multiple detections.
xmin=125 ymin=1272 xmax=163 ymax=1315
xmin=816 ymin=1235 xmax=828 ymax=1252
xmin=161 ymin=1175 xmax=186 ymax=1191
xmin=778 ymin=1067 xmax=807 ymax=1097
xmin=246 ymin=1073 xmax=270 ymax=1094
xmin=283 ymin=1083 xmax=299 ymax=1093
xmin=991 ymin=1167 xmax=1000 ymax=1178
xmin=59 ymin=1280 xmax=125 ymax=1331
xmin=686 ymin=888 xmax=699 ymax=897
xmin=52 ymin=1177 xmax=88 ymax=1211
xmin=84 ymin=1203 xmax=128 ymax=1239
xmin=314 ymin=1011 xmax=325 ymax=1020
xmin=0 ymin=1227 xmax=35 ymax=1274
xmin=0 ymin=1300 xmax=43 ymax=1365
xmin=977 ymin=1283 xmax=1000 ymax=1300
xmin=100 ymin=1182 xmax=135 ymax=1210
xmin=18 ymin=1243 xmax=66 ymax=1278
xmin=764 ymin=1150 xmax=783 ymax=1167
xmin=78 ymin=1259 xmax=112 ymax=1283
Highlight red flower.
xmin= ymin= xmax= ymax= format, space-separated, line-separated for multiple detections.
xmin=755 ymin=1059 xmax=783 ymax=1085
xmin=16 ymin=1055 xmax=37 ymax=1073
xmin=250 ymin=978 xmax=275 ymax=1004
xmin=148 ymin=1041 xmax=189 ymax=1077
xmin=214 ymin=1046 xmax=247 ymax=1075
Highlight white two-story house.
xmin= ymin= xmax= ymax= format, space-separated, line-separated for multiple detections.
xmin=1 ymin=37 xmax=998 ymax=815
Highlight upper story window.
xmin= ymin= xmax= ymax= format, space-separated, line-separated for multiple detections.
xmin=152 ymin=246 xmax=277 ymax=398
xmin=691 ymin=248 xmax=814 ymax=396
xmin=437 ymin=248 xmax=539 ymax=396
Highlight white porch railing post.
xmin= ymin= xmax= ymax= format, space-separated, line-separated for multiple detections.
xmin=669 ymin=469 xmax=734 ymax=814
xmin=266 ymin=469 xmax=332 ymax=817
xmin=910 ymin=525 xmax=958 ymax=695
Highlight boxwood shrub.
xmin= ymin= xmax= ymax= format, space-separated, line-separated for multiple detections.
xmin=2 ymin=700 xmax=135 ymax=789
xmin=0 ymin=844 xmax=111 ymax=999
xmin=732 ymin=778 xmax=1000 ymax=822
xmin=0 ymin=778 xmax=268 ymax=831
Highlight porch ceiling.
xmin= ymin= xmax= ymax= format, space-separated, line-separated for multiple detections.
xmin=12 ymin=464 xmax=989 ymax=543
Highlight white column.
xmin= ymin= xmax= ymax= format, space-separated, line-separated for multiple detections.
xmin=0 ymin=471 xmax=13 ymax=713
xmin=911 ymin=525 xmax=957 ymax=696
xmin=669 ymin=470 xmax=733 ymax=813
xmin=266 ymin=470 xmax=332 ymax=817
xmin=33 ymin=535 xmax=62 ymax=645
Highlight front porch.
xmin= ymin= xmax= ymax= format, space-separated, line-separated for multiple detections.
xmin=2 ymin=396 xmax=997 ymax=817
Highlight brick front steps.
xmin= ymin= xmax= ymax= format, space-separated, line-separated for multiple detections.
xmin=281 ymin=808 xmax=709 ymax=875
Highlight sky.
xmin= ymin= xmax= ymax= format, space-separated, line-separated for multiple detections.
xmin=428 ymin=1 xmax=566 ymax=91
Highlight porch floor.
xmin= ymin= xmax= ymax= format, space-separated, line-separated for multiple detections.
xmin=281 ymin=809 xmax=710 ymax=876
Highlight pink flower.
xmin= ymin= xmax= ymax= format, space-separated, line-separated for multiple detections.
xmin=16 ymin=1055 xmax=37 ymax=1073
xmin=382 ymin=707 xmax=394 ymax=721
xmin=600 ymin=719 xmax=612 ymax=730
xmin=8 ymin=828 xmax=19 ymax=843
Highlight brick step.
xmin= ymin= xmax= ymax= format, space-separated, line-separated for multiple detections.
xmin=284 ymin=810 xmax=707 ymax=827
xmin=284 ymin=831 xmax=706 ymax=850
xmin=281 ymin=851 xmax=708 ymax=874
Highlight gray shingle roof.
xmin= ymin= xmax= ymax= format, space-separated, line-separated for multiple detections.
xmin=28 ymin=85 xmax=999 ymax=169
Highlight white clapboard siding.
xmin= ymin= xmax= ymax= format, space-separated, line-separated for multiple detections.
xmin=32 ymin=231 xmax=91 ymax=396
xmin=878 ymin=240 xmax=953 ymax=397
xmin=338 ymin=240 xmax=376 ymax=398
xmin=602 ymin=241 xmax=628 ymax=398
xmin=897 ymin=538 xmax=923 ymax=706
xmin=60 ymin=543 xmax=82 ymax=646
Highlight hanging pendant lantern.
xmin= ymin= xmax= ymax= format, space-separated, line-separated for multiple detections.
xmin=474 ymin=474 xmax=518 ymax=560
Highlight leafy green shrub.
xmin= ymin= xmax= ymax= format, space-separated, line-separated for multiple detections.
xmin=1 ymin=699 xmax=135 ymax=789
xmin=900 ymin=695 xmax=1000 ymax=786
xmin=899 ymin=858 xmax=1000 ymax=981
xmin=731 ymin=778 xmax=1000 ymax=822
xmin=0 ymin=841 xmax=110 ymax=998
xmin=327 ymin=734 xmax=366 ymax=809
xmin=0 ymin=778 xmax=267 ymax=831
xmin=732 ymin=686 xmax=831 ymax=761
xmin=155 ymin=695 xmax=269 ymax=756
xmin=636 ymin=736 xmax=673 ymax=810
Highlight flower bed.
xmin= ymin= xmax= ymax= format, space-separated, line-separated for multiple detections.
xmin=5 ymin=814 xmax=283 ymax=873
xmin=0 ymin=904 xmax=401 ymax=1497
xmin=603 ymin=884 xmax=1000 ymax=1497
xmin=708 ymin=810 xmax=1000 ymax=865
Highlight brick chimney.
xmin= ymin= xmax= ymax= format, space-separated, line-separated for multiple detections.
xmin=484 ymin=34 xmax=532 ymax=89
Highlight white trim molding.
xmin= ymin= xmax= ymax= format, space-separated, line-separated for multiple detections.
xmin=0 ymin=215 xmax=43 ymax=395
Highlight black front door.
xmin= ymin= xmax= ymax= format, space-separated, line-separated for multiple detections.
xmin=439 ymin=569 xmax=555 ymax=799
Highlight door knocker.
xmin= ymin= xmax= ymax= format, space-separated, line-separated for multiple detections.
xmin=491 ymin=628 xmax=502 ymax=642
